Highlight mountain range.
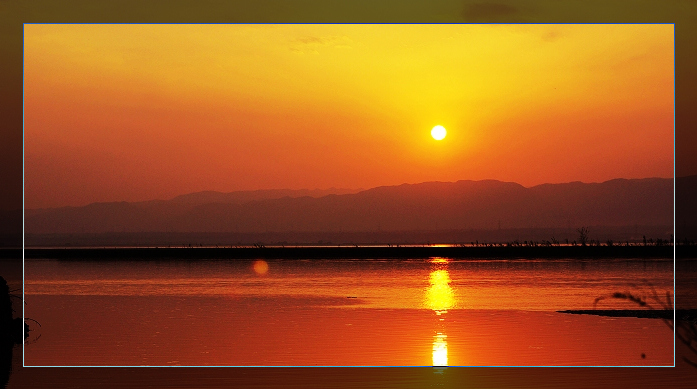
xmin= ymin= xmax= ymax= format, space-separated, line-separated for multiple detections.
xmin=25 ymin=177 xmax=674 ymax=235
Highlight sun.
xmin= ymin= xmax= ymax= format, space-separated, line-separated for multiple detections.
xmin=431 ymin=125 xmax=447 ymax=140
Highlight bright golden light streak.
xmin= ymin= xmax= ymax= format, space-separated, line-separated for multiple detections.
xmin=426 ymin=267 xmax=455 ymax=367
xmin=426 ymin=269 xmax=455 ymax=312
xmin=432 ymin=333 xmax=448 ymax=366
xmin=429 ymin=257 xmax=449 ymax=264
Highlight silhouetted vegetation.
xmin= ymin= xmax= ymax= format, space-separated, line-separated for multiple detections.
xmin=577 ymin=227 xmax=590 ymax=246
xmin=18 ymin=243 xmax=674 ymax=261
xmin=593 ymin=281 xmax=697 ymax=368
xmin=1 ymin=277 xmax=27 ymax=345
xmin=2 ymin=276 xmax=36 ymax=388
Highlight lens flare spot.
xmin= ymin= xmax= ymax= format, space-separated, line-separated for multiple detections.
xmin=253 ymin=260 xmax=269 ymax=275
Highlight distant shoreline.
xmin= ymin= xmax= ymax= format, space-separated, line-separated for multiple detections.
xmin=5 ymin=245 xmax=681 ymax=260
xmin=559 ymin=309 xmax=697 ymax=321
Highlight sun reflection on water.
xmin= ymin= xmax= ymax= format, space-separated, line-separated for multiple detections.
xmin=426 ymin=257 xmax=456 ymax=367
xmin=426 ymin=270 xmax=455 ymax=312
xmin=432 ymin=333 xmax=448 ymax=366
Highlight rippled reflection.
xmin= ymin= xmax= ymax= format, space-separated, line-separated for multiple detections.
xmin=426 ymin=270 xmax=454 ymax=313
xmin=432 ymin=333 xmax=448 ymax=366
xmin=426 ymin=258 xmax=456 ymax=366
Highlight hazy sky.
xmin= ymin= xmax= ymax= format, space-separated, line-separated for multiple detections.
xmin=24 ymin=24 xmax=673 ymax=209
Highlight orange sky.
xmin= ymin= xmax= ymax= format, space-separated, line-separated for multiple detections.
xmin=24 ymin=24 xmax=674 ymax=209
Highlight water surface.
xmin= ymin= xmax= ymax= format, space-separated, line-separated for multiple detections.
xmin=23 ymin=257 xmax=674 ymax=366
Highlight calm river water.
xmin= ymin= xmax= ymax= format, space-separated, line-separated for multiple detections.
xmin=23 ymin=257 xmax=674 ymax=366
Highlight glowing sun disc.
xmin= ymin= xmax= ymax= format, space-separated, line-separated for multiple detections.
xmin=431 ymin=125 xmax=447 ymax=140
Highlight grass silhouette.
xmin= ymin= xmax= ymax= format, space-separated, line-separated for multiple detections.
xmin=594 ymin=280 xmax=697 ymax=368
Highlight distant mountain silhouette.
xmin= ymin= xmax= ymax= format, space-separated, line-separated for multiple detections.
xmin=167 ymin=188 xmax=361 ymax=206
xmin=677 ymin=174 xmax=697 ymax=242
xmin=25 ymin=178 xmax=674 ymax=235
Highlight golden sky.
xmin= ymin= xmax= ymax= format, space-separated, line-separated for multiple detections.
xmin=24 ymin=24 xmax=674 ymax=208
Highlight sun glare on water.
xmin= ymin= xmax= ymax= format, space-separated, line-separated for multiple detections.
xmin=432 ymin=333 xmax=448 ymax=366
xmin=426 ymin=270 xmax=455 ymax=312
xmin=427 ymin=268 xmax=454 ymax=367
